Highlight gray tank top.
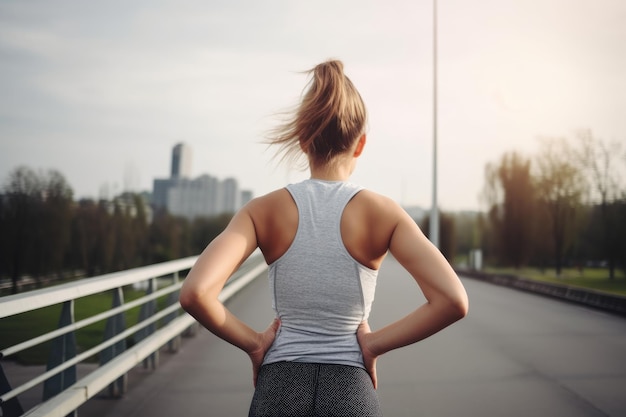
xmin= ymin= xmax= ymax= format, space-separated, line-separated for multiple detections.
xmin=262 ymin=179 xmax=378 ymax=368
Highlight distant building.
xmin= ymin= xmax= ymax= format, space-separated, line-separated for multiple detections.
xmin=152 ymin=144 xmax=252 ymax=220
xmin=221 ymin=178 xmax=240 ymax=214
xmin=171 ymin=143 xmax=192 ymax=179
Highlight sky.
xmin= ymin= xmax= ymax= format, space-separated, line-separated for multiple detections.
xmin=1 ymin=0 xmax=625 ymax=211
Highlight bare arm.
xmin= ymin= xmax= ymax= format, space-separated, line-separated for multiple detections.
xmin=358 ymin=206 xmax=468 ymax=387
xmin=179 ymin=206 xmax=279 ymax=386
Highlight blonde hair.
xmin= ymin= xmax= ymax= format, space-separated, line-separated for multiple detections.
xmin=268 ymin=60 xmax=367 ymax=167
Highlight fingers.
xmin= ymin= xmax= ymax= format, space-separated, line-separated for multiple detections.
xmin=252 ymin=318 xmax=280 ymax=388
xmin=269 ymin=317 xmax=281 ymax=333
xmin=369 ymin=364 xmax=378 ymax=389
xmin=357 ymin=321 xmax=378 ymax=389
xmin=358 ymin=320 xmax=371 ymax=334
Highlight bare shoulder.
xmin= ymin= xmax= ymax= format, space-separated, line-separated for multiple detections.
xmin=342 ymin=189 xmax=410 ymax=269
xmin=245 ymin=188 xmax=297 ymax=264
xmin=350 ymin=189 xmax=407 ymax=221
xmin=244 ymin=188 xmax=292 ymax=215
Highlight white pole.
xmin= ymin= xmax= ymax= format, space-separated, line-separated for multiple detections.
xmin=429 ymin=0 xmax=440 ymax=248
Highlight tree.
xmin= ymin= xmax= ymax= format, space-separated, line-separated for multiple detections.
xmin=190 ymin=214 xmax=232 ymax=254
xmin=71 ymin=199 xmax=102 ymax=276
xmin=40 ymin=170 xmax=74 ymax=278
xmin=148 ymin=211 xmax=191 ymax=263
xmin=1 ymin=167 xmax=43 ymax=293
xmin=94 ymin=200 xmax=116 ymax=273
xmin=0 ymin=167 xmax=73 ymax=292
xmin=534 ymin=138 xmax=587 ymax=276
xmin=453 ymin=211 xmax=481 ymax=259
xmin=617 ymin=200 xmax=626 ymax=276
xmin=482 ymin=152 xmax=536 ymax=268
xmin=575 ymin=129 xmax=625 ymax=279
xmin=131 ymin=194 xmax=150 ymax=266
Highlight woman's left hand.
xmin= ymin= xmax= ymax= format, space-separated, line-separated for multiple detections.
xmin=357 ymin=320 xmax=379 ymax=389
xmin=248 ymin=318 xmax=281 ymax=387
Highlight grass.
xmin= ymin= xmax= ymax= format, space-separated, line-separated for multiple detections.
xmin=0 ymin=287 xmax=175 ymax=365
xmin=483 ymin=266 xmax=626 ymax=296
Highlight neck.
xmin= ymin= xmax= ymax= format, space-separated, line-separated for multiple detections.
xmin=309 ymin=158 xmax=354 ymax=182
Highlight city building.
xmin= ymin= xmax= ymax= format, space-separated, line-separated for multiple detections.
xmin=152 ymin=144 xmax=252 ymax=220
xmin=171 ymin=143 xmax=192 ymax=179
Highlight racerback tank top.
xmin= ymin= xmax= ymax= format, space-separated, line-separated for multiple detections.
xmin=262 ymin=179 xmax=378 ymax=368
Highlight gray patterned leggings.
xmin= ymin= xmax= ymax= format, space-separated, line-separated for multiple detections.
xmin=248 ymin=362 xmax=382 ymax=417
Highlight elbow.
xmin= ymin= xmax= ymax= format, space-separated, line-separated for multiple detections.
xmin=178 ymin=290 xmax=193 ymax=313
xmin=179 ymin=284 xmax=203 ymax=313
xmin=435 ymin=290 xmax=468 ymax=323
xmin=450 ymin=292 xmax=469 ymax=321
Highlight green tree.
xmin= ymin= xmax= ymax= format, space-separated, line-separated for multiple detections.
xmin=40 ymin=170 xmax=74 ymax=277
xmin=190 ymin=214 xmax=233 ymax=254
xmin=453 ymin=211 xmax=483 ymax=266
xmin=111 ymin=201 xmax=134 ymax=271
xmin=1 ymin=168 xmax=43 ymax=292
xmin=0 ymin=167 xmax=73 ymax=292
xmin=71 ymin=199 xmax=102 ymax=276
xmin=482 ymin=152 xmax=536 ymax=268
xmin=617 ymin=200 xmax=626 ymax=276
xmin=148 ymin=211 xmax=191 ymax=263
xmin=131 ymin=194 xmax=150 ymax=266
xmin=535 ymin=137 xmax=587 ymax=276
xmin=94 ymin=200 xmax=116 ymax=273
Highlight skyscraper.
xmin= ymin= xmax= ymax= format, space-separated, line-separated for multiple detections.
xmin=171 ymin=143 xmax=192 ymax=179
xmin=153 ymin=144 xmax=253 ymax=220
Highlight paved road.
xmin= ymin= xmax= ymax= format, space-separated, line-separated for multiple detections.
xmin=81 ymin=257 xmax=626 ymax=416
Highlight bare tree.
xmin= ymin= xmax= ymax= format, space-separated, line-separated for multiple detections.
xmin=534 ymin=138 xmax=587 ymax=276
xmin=575 ymin=129 xmax=625 ymax=279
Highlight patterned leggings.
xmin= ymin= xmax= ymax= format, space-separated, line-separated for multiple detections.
xmin=249 ymin=362 xmax=382 ymax=417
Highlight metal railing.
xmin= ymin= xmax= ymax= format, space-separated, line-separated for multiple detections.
xmin=0 ymin=251 xmax=267 ymax=417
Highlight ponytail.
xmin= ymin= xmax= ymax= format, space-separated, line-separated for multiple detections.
xmin=268 ymin=60 xmax=367 ymax=167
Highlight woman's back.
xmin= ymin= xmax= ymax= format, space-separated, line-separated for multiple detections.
xmin=258 ymin=179 xmax=379 ymax=367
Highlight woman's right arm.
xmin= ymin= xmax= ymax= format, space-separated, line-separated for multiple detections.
xmin=358 ymin=205 xmax=469 ymax=387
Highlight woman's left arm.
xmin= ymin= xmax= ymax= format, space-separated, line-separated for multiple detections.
xmin=179 ymin=206 xmax=279 ymax=385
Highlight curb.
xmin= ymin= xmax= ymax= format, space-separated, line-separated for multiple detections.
xmin=457 ymin=269 xmax=626 ymax=317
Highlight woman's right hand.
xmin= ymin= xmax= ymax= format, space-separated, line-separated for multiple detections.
xmin=357 ymin=321 xmax=379 ymax=389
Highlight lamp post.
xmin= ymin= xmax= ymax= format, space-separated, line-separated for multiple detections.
xmin=429 ymin=0 xmax=440 ymax=248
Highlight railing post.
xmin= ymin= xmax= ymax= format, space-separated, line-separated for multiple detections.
xmin=134 ymin=278 xmax=159 ymax=370
xmin=165 ymin=272 xmax=182 ymax=353
xmin=0 ymin=363 xmax=24 ymax=417
xmin=43 ymin=300 xmax=77 ymax=416
xmin=100 ymin=287 xmax=128 ymax=397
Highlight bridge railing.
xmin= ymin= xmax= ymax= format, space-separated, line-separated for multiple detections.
xmin=0 ymin=251 xmax=267 ymax=417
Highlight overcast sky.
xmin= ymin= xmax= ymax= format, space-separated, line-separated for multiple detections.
xmin=1 ymin=0 xmax=624 ymax=211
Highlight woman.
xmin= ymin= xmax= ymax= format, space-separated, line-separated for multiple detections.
xmin=179 ymin=60 xmax=468 ymax=417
